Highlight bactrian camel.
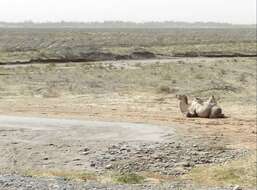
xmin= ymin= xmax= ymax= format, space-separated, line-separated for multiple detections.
xmin=176 ymin=95 xmax=224 ymax=118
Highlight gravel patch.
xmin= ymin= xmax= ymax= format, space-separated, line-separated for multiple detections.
xmin=0 ymin=174 xmax=247 ymax=190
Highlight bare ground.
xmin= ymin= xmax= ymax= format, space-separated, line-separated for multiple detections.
xmin=0 ymin=58 xmax=256 ymax=189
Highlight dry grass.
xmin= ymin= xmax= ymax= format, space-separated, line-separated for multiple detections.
xmin=0 ymin=28 xmax=255 ymax=64
xmin=24 ymin=170 xmax=148 ymax=185
xmin=0 ymin=57 xmax=255 ymax=106
xmin=112 ymin=173 xmax=145 ymax=184
xmin=24 ymin=170 xmax=97 ymax=182
xmin=185 ymin=154 xmax=256 ymax=188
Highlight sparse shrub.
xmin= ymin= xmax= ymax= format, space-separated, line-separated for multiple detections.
xmin=239 ymin=73 xmax=247 ymax=83
xmin=195 ymin=73 xmax=204 ymax=80
xmin=24 ymin=170 xmax=96 ymax=182
xmin=135 ymin=62 xmax=142 ymax=67
xmin=220 ymin=69 xmax=227 ymax=75
xmin=46 ymin=63 xmax=57 ymax=71
xmin=77 ymin=172 xmax=97 ymax=181
xmin=158 ymin=85 xmax=178 ymax=94
xmin=178 ymin=60 xmax=185 ymax=64
xmin=114 ymin=173 xmax=145 ymax=184
xmin=163 ymin=74 xmax=172 ymax=80
xmin=151 ymin=71 xmax=158 ymax=76
xmin=43 ymin=88 xmax=60 ymax=98
xmin=43 ymin=82 xmax=61 ymax=98
xmin=159 ymin=85 xmax=171 ymax=93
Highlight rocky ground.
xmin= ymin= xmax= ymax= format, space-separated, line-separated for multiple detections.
xmin=0 ymin=174 xmax=249 ymax=190
xmin=0 ymin=115 xmax=253 ymax=190
xmin=91 ymin=139 xmax=246 ymax=176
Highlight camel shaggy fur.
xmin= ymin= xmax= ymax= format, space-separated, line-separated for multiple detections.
xmin=176 ymin=95 xmax=224 ymax=118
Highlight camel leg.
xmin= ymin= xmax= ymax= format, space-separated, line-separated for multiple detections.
xmin=209 ymin=107 xmax=224 ymax=118
xmin=186 ymin=111 xmax=198 ymax=118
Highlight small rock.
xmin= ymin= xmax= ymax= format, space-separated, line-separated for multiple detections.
xmin=233 ymin=185 xmax=242 ymax=190
xmin=175 ymin=162 xmax=191 ymax=167
xmin=152 ymin=154 xmax=161 ymax=159
xmin=190 ymin=151 xmax=198 ymax=156
xmin=83 ymin=148 xmax=90 ymax=152
xmin=105 ymin=164 xmax=113 ymax=169
xmin=182 ymin=162 xmax=191 ymax=167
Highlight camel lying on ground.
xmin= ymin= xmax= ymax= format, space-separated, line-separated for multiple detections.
xmin=176 ymin=95 xmax=224 ymax=118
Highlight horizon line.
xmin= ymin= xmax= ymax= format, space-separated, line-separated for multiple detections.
xmin=0 ymin=20 xmax=255 ymax=25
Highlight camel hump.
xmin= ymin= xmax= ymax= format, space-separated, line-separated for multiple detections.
xmin=193 ymin=97 xmax=204 ymax=104
xmin=207 ymin=95 xmax=217 ymax=105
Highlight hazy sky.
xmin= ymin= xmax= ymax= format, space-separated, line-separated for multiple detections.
xmin=0 ymin=0 xmax=256 ymax=24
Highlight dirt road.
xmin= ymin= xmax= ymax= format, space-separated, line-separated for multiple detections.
xmin=0 ymin=115 xmax=173 ymax=142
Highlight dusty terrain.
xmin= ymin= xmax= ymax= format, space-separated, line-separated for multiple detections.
xmin=0 ymin=28 xmax=256 ymax=189
xmin=0 ymin=57 xmax=256 ymax=189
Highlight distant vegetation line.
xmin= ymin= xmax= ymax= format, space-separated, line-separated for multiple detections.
xmin=0 ymin=21 xmax=255 ymax=28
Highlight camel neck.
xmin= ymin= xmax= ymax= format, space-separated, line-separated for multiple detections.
xmin=179 ymin=100 xmax=189 ymax=114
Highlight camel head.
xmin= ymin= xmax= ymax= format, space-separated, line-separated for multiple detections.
xmin=176 ymin=95 xmax=190 ymax=114
xmin=176 ymin=94 xmax=188 ymax=104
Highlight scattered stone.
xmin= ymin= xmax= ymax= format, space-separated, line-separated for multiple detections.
xmin=175 ymin=162 xmax=191 ymax=167
xmin=82 ymin=152 xmax=89 ymax=155
xmin=83 ymin=148 xmax=90 ymax=152
xmin=105 ymin=164 xmax=113 ymax=169
xmin=233 ymin=185 xmax=242 ymax=190
xmin=88 ymin=140 xmax=245 ymax=175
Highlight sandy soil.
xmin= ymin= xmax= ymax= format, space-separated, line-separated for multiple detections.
xmin=0 ymin=93 xmax=255 ymax=150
